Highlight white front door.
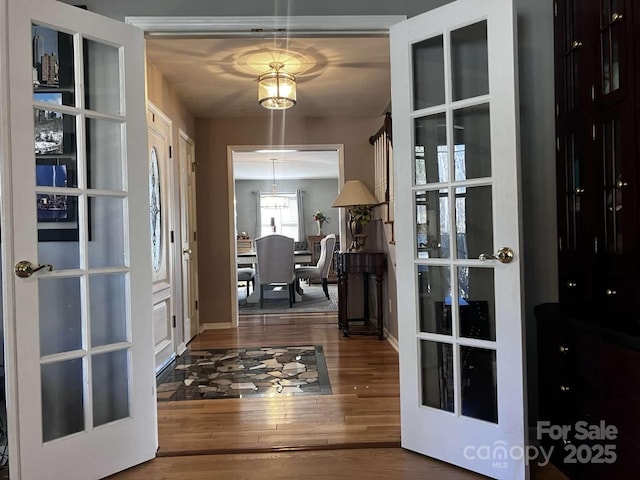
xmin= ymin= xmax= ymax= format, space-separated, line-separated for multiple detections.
xmin=4 ymin=0 xmax=156 ymax=478
xmin=147 ymin=104 xmax=177 ymax=372
xmin=391 ymin=1 xmax=527 ymax=479
xmin=178 ymin=130 xmax=199 ymax=342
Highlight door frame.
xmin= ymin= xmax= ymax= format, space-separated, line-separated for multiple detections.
xmin=0 ymin=0 xmax=22 ymax=474
xmin=147 ymin=101 xmax=179 ymax=372
xmin=125 ymin=15 xmax=405 ymax=331
xmin=177 ymin=128 xmax=199 ymax=343
xmin=227 ymin=144 xmax=345 ymax=328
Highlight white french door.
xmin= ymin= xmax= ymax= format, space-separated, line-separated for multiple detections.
xmin=391 ymin=1 xmax=527 ymax=479
xmin=4 ymin=0 xmax=156 ymax=478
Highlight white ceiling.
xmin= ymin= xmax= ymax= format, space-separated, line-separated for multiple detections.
xmin=145 ymin=35 xmax=390 ymax=179
xmin=232 ymin=149 xmax=339 ymax=180
xmin=145 ymin=36 xmax=391 ymax=119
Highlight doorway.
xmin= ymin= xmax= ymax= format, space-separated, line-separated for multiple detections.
xmin=229 ymin=145 xmax=344 ymax=326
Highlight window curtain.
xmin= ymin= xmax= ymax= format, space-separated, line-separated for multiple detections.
xmin=297 ymin=189 xmax=305 ymax=244
xmin=255 ymin=191 xmax=261 ymax=239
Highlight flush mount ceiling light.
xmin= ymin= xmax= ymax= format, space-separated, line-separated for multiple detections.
xmin=258 ymin=62 xmax=297 ymax=110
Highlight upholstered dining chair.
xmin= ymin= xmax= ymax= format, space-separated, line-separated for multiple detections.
xmin=237 ymin=267 xmax=255 ymax=299
xmin=254 ymin=234 xmax=296 ymax=308
xmin=295 ymin=234 xmax=336 ymax=300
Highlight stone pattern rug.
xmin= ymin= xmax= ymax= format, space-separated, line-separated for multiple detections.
xmin=156 ymin=345 xmax=332 ymax=400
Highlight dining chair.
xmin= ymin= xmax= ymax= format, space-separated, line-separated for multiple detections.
xmin=255 ymin=234 xmax=296 ymax=308
xmin=295 ymin=234 xmax=336 ymax=300
xmin=237 ymin=267 xmax=256 ymax=299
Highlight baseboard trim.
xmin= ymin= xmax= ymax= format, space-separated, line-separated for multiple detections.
xmin=384 ymin=329 xmax=399 ymax=352
xmin=200 ymin=322 xmax=233 ymax=331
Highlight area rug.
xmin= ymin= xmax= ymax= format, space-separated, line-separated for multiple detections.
xmin=156 ymin=345 xmax=332 ymax=401
xmin=238 ymin=283 xmax=338 ymax=315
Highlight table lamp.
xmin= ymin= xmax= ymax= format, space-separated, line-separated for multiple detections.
xmin=331 ymin=180 xmax=378 ymax=251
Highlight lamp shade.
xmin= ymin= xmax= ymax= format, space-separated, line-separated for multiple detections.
xmin=258 ymin=63 xmax=296 ymax=110
xmin=332 ymin=180 xmax=378 ymax=207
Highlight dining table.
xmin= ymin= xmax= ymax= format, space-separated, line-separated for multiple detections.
xmin=237 ymin=249 xmax=312 ymax=267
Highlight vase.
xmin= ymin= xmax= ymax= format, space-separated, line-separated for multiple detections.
xmin=316 ymin=219 xmax=324 ymax=235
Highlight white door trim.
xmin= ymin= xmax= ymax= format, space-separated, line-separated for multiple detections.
xmin=0 ymin=1 xmax=22 ymax=475
xmin=126 ymin=15 xmax=406 ymax=36
xmin=227 ymin=144 xmax=345 ymax=328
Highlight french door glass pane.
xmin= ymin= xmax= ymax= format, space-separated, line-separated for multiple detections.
xmin=414 ymin=113 xmax=447 ymax=185
xmin=457 ymin=267 xmax=496 ymax=341
xmin=86 ymin=118 xmax=124 ymax=190
xmin=32 ymin=24 xmax=75 ymax=107
xmin=41 ymin=358 xmax=84 ymax=442
xmin=602 ymin=120 xmax=623 ymax=253
xmin=453 ymin=104 xmax=491 ymax=180
xmin=450 ymin=21 xmax=489 ymax=101
xmin=420 ymin=340 xmax=454 ymax=412
xmin=416 ymin=190 xmax=450 ymax=258
xmin=461 ymin=346 xmax=498 ymax=423
xmin=90 ymin=273 xmax=128 ymax=347
xmin=415 ymin=189 xmax=451 ymax=258
xmin=455 ymin=185 xmax=493 ymax=259
xmin=88 ymin=196 xmax=126 ymax=268
xmin=39 ymin=277 xmax=82 ymax=356
xmin=34 ymin=109 xmax=77 ymax=185
xmin=92 ymin=350 xmax=130 ymax=427
xmin=37 ymin=193 xmax=81 ymax=266
xmin=412 ymin=35 xmax=445 ymax=110
xmin=84 ymin=39 xmax=122 ymax=115
xmin=418 ymin=265 xmax=452 ymax=335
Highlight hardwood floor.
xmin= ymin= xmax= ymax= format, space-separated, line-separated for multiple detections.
xmin=108 ymin=313 xmax=567 ymax=480
xmin=156 ymin=312 xmax=400 ymax=455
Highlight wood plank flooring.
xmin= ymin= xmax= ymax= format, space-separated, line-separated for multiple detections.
xmin=156 ymin=312 xmax=401 ymax=455
xmin=108 ymin=312 xmax=567 ymax=480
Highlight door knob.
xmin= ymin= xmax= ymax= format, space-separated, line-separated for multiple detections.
xmin=14 ymin=260 xmax=53 ymax=278
xmin=478 ymin=247 xmax=515 ymax=264
xmin=183 ymin=248 xmax=192 ymax=255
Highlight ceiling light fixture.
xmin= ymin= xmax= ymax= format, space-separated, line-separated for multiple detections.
xmin=262 ymin=159 xmax=288 ymax=209
xmin=258 ymin=62 xmax=297 ymax=110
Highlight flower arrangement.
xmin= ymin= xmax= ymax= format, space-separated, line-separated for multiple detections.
xmin=349 ymin=205 xmax=372 ymax=226
xmin=313 ymin=210 xmax=330 ymax=223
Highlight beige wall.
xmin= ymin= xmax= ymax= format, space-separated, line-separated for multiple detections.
xmin=146 ymin=61 xmax=197 ymax=143
xmin=195 ymin=115 xmax=382 ymax=324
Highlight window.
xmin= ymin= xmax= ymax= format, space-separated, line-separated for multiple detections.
xmin=259 ymin=192 xmax=299 ymax=240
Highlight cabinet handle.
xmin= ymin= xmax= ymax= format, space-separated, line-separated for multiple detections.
xmin=560 ymin=385 xmax=571 ymax=392
xmin=559 ymin=345 xmax=570 ymax=354
xmin=606 ymin=289 xmax=617 ymax=296
xmin=571 ymin=40 xmax=583 ymax=50
xmin=611 ymin=12 xmax=623 ymax=23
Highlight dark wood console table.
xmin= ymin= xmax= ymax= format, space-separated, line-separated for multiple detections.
xmin=336 ymin=251 xmax=386 ymax=340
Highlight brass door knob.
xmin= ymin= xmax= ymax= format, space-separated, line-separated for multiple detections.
xmin=14 ymin=260 xmax=53 ymax=278
xmin=478 ymin=247 xmax=515 ymax=264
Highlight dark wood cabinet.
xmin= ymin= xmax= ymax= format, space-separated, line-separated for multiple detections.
xmin=554 ymin=0 xmax=640 ymax=319
xmin=336 ymin=251 xmax=385 ymax=340
xmin=536 ymin=304 xmax=640 ymax=479
xmin=545 ymin=6 xmax=640 ymax=475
